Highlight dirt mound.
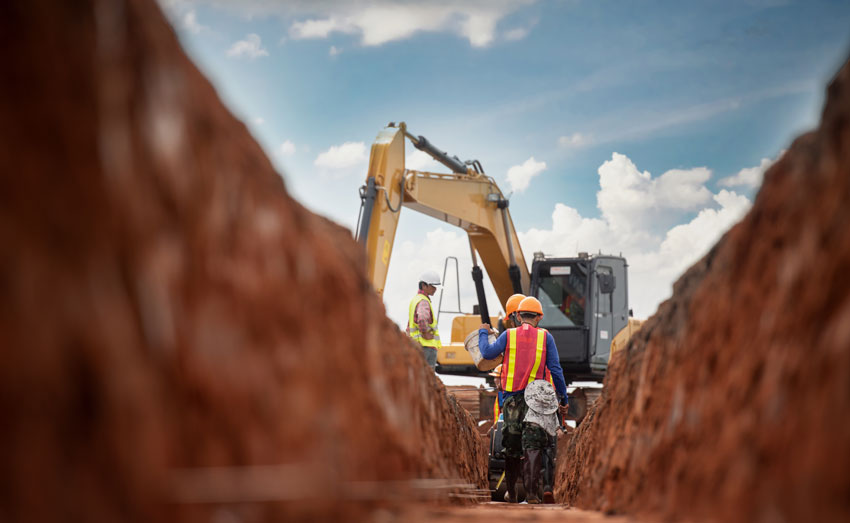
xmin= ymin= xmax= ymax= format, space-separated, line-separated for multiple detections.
xmin=556 ymin=57 xmax=850 ymax=522
xmin=0 ymin=1 xmax=485 ymax=521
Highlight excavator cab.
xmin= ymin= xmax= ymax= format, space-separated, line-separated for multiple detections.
xmin=529 ymin=254 xmax=630 ymax=383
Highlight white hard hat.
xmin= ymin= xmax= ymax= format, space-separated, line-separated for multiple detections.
xmin=419 ymin=270 xmax=441 ymax=286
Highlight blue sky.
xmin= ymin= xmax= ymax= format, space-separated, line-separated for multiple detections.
xmin=160 ymin=0 xmax=850 ymax=330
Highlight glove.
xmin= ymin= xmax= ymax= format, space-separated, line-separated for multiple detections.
xmin=558 ymin=404 xmax=570 ymax=420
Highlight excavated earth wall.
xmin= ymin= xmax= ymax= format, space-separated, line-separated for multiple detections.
xmin=556 ymin=57 xmax=850 ymax=523
xmin=0 ymin=1 xmax=486 ymax=521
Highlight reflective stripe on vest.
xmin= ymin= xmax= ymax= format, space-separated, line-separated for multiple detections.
xmin=505 ymin=329 xmax=517 ymax=391
xmin=408 ymin=293 xmax=441 ymax=348
xmin=501 ymin=324 xmax=547 ymax=392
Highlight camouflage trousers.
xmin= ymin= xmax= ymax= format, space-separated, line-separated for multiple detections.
xmin=420 ymin=346 xmax=437 ymax=368
xmin=502 ymin=394 xmax=550 ymax=458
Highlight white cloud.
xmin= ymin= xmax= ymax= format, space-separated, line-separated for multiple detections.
xmin=251 ymin=1 xmax=536 ymax=48
xmin=163 ymin=1 xmax=538 ymax=47
xmin=719 ymin=153 xmax=782 ymax=188
xmin=506 ymin=157 xmax=547 ymax=193
xmin=226 ymin=34 xmax=269 ymax=59
xmin=182 ymin=10 xmax=208 ymax=34
xmin=329 ymin=45 xmax=342 ymax=56
xmin=291 ymin=17 xmax=348 ymax=39
xmin=596 ymin=153 xmax=713 ymax=231
xmin=558 ymin=132 xmax=591 ymax=148
xmin=315 ymin=141 xmax=368 ymax=170
xmin=457 ymin=8 xmax=502 ymax=47
xmin=596 ymin=153 xmax=653 ymax=229
xmin=406 ymin=149 xmax=441 ymax=172
xmin=655 ymin=167 xmax=713 ymax=209
xmin=253 ymin=117 xmax=265 ymax=125
xmin=504 ymin=26 xmax=530 ymax=41
xmin=519 ymin=154 xmax=752 ymax=318
xmin=279 ymin=140 xmax=296 ymax=157
xmin=656 ymin=190 xmax=750 ymax=264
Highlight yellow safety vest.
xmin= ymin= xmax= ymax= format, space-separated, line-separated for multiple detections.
xmin=408 ymin=293 xmax=441 ymax=348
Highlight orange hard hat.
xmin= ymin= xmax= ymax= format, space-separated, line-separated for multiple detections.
xmin=505 ymin=294 xmax=526 ymax=315
xmin=517 ymin=296 xmax=544 ymax=317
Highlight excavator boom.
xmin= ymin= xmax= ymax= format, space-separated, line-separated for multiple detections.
xmin=357 ymin=123 xmax=529 ymax=317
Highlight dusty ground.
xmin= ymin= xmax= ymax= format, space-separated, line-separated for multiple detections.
xmin=556 ymin=56 xmax=850 ymax=523
xmin=384 ymin=503 xmax=648 ymax=523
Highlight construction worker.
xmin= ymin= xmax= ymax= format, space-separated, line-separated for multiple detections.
xmin=478 ymin=296 xmax=569 ymax=504
xmin=504 ymin=293 xmax=525 ymax=329
xmin=407 ymin=270 xmax=442 ymax=369
xmin=560 ymin=275 xmax=586 ymax=325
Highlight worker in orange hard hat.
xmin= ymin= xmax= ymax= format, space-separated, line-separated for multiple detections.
xmin=504 ymin=293 xmax=525 ymax=329
xmin=478 ymin=296 xmax=569 ymax=505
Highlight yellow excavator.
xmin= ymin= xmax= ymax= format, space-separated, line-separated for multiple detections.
xmin=356 ymin=122 xmax=640 ymax=383
xmin=356 ymin=122 xmax=642 ymax=500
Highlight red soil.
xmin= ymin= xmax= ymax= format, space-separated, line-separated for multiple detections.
xmin=556 ymin=57 xmax=850 ymax=523
xmin=0 ymin=1 xmax=485 ymax=521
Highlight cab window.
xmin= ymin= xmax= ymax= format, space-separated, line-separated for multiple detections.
xmin=535 ymin=263 xmax=587 ymax=328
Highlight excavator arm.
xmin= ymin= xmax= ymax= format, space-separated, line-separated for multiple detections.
xmin=356 ymin=123 xmax=529 ymax=321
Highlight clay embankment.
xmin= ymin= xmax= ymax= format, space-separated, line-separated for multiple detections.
xmin=557 ymin=57 xmax=850 ymax=522
xmin=0 ymin=1 xmax=485 ymax=521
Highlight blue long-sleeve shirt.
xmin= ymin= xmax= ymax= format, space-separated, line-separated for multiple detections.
xmin=480 ymin=327 xmax=569 ymax=406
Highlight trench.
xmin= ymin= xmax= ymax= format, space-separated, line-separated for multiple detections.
xmin=1 ymin=1 xmax=848 ymax=522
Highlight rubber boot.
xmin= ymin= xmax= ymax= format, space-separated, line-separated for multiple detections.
xmin=542 ymin=443 xmax=556 ymax=503
xmin=522 ymin=449 xmax=543 ymax=504
xmin=504 ymin=456 xmax=521 ymax=503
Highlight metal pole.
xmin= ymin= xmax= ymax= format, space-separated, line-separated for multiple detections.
xmin=356 ymin=177 xmax=378 ymax=246
xmin=469 ymin=237 xmax=491 ymax=325
xmin=500 ymin=207 xmax=517 ymax=268
xmin=500 ymin=204 xmax=524 ymax=294
xmin=401 ymin=128 xmax=469 ymax=175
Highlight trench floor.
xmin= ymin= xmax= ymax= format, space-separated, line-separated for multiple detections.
xmin=376 ymin=502 xmax=646 ymax=522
